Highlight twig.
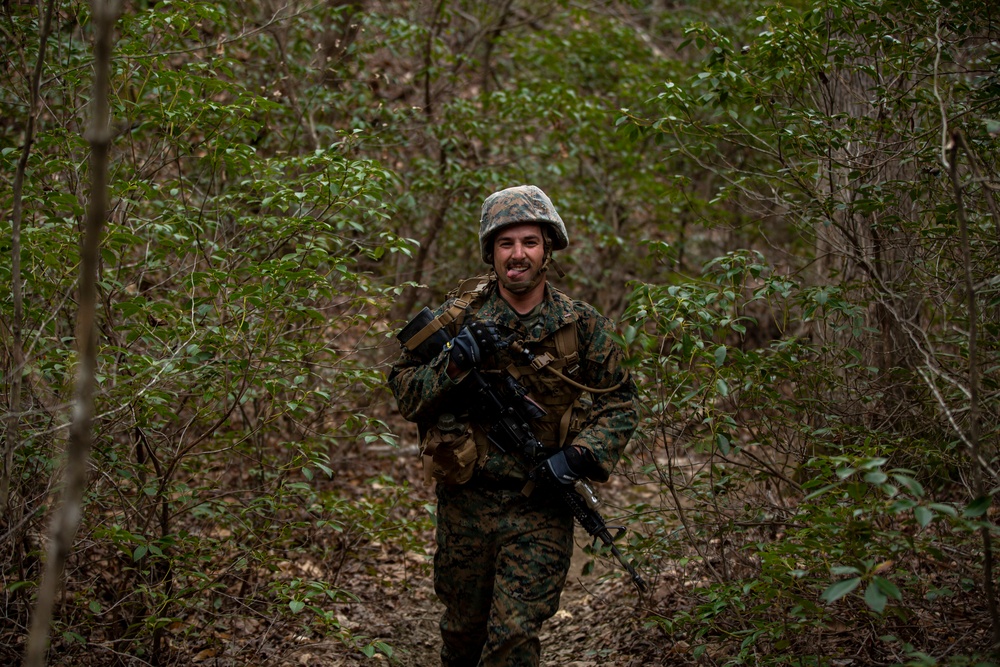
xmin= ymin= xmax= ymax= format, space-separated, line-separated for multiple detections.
xmin=3 ymin=0 xmax=57 ymax=516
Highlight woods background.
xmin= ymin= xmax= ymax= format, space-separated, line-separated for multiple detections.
xmin=2 ymin=0 xmax=999 ymax=665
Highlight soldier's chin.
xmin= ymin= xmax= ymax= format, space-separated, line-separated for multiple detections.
xmin=503 ymin=279 xmax=534 ymax=294
xmin=500 ymin=271 xmax=543 ymax=295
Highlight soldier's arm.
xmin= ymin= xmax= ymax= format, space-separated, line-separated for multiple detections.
xmin=387 ymin=343 xmax=466 ymax=423
xmin=568 ymin=311 xmax=639 ymax=480
xmin=387 ymin=298 xmax=472 ymax=423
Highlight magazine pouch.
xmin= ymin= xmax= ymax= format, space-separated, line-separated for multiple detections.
xmin=421 ymin=413 xmax=477 ymax=486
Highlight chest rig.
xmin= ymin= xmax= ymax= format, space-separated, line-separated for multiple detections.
xmin=401 ymin=275 xmax=624 ymax=485
xmin=504 ymin=320 xmax=584 ymax=451
xmin=405 ymin=275 xmax=617 ymax=451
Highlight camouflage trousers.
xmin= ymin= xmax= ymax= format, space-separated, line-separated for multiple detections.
xmin=434 ymin=482 xmax=574 ymax=667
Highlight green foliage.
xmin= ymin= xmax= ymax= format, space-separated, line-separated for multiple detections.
xmin=626 ymin=247 xmax=998 ymax=662
xmin=4 ymin=0 xmax=1000 ymax=663
xmin=2 ymin=0 xmax=419 ymax=661
xmin=619 ymin=0 xmax=1000 ymax=662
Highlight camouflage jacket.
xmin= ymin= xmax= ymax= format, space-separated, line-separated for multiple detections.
xmin=387 ymin=280 xmax=638 ymax=482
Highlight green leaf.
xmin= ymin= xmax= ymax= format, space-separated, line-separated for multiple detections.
xmin=714 ymin=345 xmax=727 ymax=366
xmin=890 ymin=497 xmax=917 ymax=513
xmin=289 ymin=600 xmax=305 ymax=614
xmin=61 ymin=630 xmax=86 ymax=645
xmin=914 ymin=506 xmax=933 ymax=528
xmin=859 ymin=458 xmax=887 ymax=470
xmin=836 ymin=466 xmax=856 ymax=479
xmin=133 ymin=545 xmax=148 ymax=561
xmin=716 ymin=432 xmax=731 ymax=455
xmin=892 ymin=474 xmax=924 ymax=497
xmin=821 ymin=577 xmax=861 ymax=604
xmin=804 ymin=483 xmax=837 ymax=501
xmin=964 ymin=496 xmax=992 ymax=518
xmin=864 ymin=580 xmax=888 ymax=613
xmin=874 ymin=576 xmax=902 ymax=601
xmin=929 ymin=503 xmax=958 ymax=517
xmin=863 ymin=470 xmax=887 ymax=484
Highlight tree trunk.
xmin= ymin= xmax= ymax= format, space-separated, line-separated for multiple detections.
xmin=23 ymin=1 xmax=120 ymax=664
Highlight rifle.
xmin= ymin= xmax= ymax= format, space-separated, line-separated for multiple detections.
xmin=464 ymin=342 xmax=648 ymax=593
xmin=397 ymin=308 xmax=647 ymax=591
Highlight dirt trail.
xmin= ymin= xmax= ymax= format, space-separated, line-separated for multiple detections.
xmin=327 ymin=534 xmax=649 ymax=667
xmin=278 ymin=506 xmax=652 ymax=666
xmin=272 ymin=436 xmax=655 ymax=667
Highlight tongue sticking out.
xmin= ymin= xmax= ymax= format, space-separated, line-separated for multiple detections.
xmin=507 ymin=266 xmax=529 ymax=280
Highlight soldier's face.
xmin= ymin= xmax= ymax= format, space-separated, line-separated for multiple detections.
xmin=493 ymin=223 xmax=546 ymax=295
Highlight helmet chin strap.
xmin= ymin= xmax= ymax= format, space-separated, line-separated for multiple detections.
xmin=535 ymin=250 xmax=565 ymax=280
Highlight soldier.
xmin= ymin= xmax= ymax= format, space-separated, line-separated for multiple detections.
xmin=388 ymin=185 xmax=639 ymax=666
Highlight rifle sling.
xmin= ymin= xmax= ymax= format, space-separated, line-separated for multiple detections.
xmin=402 ymin=275 xmax=494 ymax=352
xmin=401 ymin=298 xmax=469 ymax=352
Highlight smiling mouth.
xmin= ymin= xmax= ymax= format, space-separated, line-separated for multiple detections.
xmin=506 ymin=265 xmax=531 ymax=280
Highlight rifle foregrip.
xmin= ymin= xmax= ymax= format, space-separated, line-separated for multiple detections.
xmin=559 ymin=486 xmax=604 ymax=537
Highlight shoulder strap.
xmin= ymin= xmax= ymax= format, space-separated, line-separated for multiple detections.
xmin=553 ymin=322 xmax=579 ymax=370
xmin=401 ymin=275 xmax=494 ymax=352
xmin=447 ymin=274 xmax=493 ymax=300
xmin=448 ymin=274 xmax=494 ymax=329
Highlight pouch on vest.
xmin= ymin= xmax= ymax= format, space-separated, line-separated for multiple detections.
xmin=560 ymin=395 xmax=593 ymax=450
xmin=421 ymin=413 xmax=477 ymax=486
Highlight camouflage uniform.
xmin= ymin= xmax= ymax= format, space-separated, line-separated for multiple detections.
xmin=388 ymin=281 xmax=638 ymax=666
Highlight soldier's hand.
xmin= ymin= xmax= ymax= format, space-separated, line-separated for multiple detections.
xmin=447 ymin=319 xmax=502 ymax=373
xmin=539 ymin=446 xmax=591 ymax=485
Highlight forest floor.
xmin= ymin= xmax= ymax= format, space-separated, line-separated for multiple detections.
xmin=272 ymin=529 xmax=656 ymax=667
xmin=251 ymin=430 xmax=999 ymax=667
xmin=23 ymin=411 xmax=995 ymax=665
xmin=263 ymin=431 xmax=662 ymax=667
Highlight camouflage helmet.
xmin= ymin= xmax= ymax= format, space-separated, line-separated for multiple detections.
xmin=479 ymin=185 xmax=569 ymax=264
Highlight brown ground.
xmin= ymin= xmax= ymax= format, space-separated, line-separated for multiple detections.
xmin=262 ymin=440 xmax=658 ymax=667
xmin=267 ymin=533 xmax=654 ymax=667
xmin=23 ymin=418 xmax=993 ymax=664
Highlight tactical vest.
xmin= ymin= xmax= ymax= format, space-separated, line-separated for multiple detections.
xmin=453 ymin=277 xmax=598 ymax=432
xmin=504 ymin=320 xmax=585 ymax=450
xmin=404 ymin=275 xmax=618 ymax=484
